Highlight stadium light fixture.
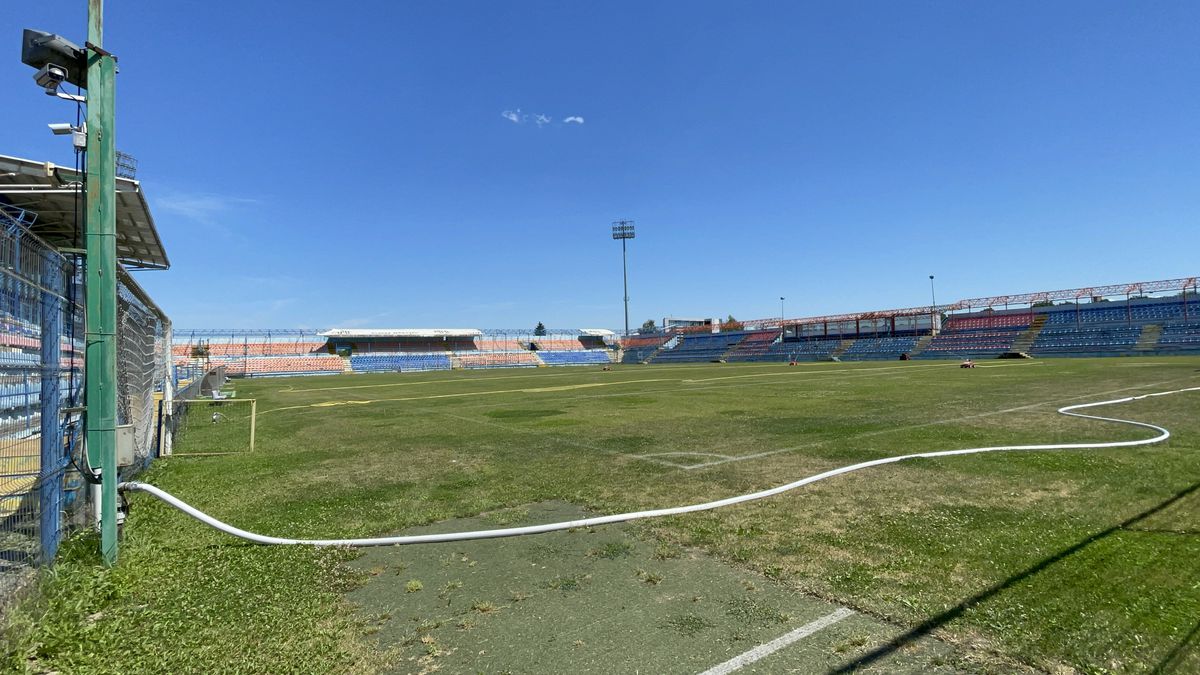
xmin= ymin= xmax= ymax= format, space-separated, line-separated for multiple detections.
xmin=612 ymin=220 xmax=636 ymax=336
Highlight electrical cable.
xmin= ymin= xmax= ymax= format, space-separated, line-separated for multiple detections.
xmin=119 ymin=385 xmax=1199 ymax=547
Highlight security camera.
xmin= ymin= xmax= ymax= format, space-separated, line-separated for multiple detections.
xmin=22 ymin=29 xmax=87 ymax=89
xmin=48 ymin=123 xmax=74 ymax=135
xmin=35 ymin=63 xmax=68 ymax=93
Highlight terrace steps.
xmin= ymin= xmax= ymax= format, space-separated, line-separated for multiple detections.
xmin=1010 ymin=314 xmax=1048 ymax=352
xmin=642 ymin=343 xmax=671 ymax=364
xmin=909 ymin=334 xmax=934 ymax=356
xmin=831 ymin=339 xmax=855 ymax=358
xmin=1134 ymin=324 xmax=1162 ymax=351
xmin=719 ymin=336 xmax=750 ymax=362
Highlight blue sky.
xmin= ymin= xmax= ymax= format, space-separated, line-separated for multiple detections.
xmin=3 ymin=1 xmax=1198 ymax=330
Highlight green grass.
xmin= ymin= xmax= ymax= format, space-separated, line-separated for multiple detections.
xmin=4 ymin=358 xmax=1200 ymax=673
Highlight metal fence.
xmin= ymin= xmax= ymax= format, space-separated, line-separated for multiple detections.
xmin=0 ymin=206 xmax=172 ymax=611
xmin=116 ymin=272 xmax=169 ymax=476
xmin=0 ymin=205 xmax=82 ymax=608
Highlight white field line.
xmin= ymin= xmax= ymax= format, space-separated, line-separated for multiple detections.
xmin=678 ymin=377 xmax=1190 ymax=470
xmin=122 ymin=386 xmax=1199 ymax=546
xmin=275 ymin=359 xmax=864 ymax=395
xmin=697 ymin=608 xmax=855 ymax=675
xmin=256 ymin=361 xmax=973 ymax=417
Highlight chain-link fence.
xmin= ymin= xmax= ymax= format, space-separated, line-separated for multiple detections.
xmin=115 ymin=272 xmax=169 ymax=477
xmin=0 ymin=205 xmax=83 ymax=609
xmin=0 ymin=207 xmax=171 ymax=611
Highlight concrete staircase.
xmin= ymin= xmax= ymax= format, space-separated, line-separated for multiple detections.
xmin=642 ymin=338 xmax=676 ymax=364
xmin=719 ymin=336 xmax=750 ymax=362
xmin=908 ymin=334 xmax=934 ymax=357
xmin=1010 ymin=314 xmax=1048 ymax=353
xmin=830 ymin=339 xmax=855 ymax=359
xmin=1134 ymin=324 xmax=1162 ymax=352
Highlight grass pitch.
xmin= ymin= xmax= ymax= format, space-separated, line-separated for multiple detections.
xmin=4 ymin=358 xmax=1199 ymax=673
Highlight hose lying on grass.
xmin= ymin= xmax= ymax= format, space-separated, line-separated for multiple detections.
xmin=119 ymin=385 xmax=1199 ymax=547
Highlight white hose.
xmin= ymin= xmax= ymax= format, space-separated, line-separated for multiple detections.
xmin=119 ymin=385 xmax=1199 ymax=547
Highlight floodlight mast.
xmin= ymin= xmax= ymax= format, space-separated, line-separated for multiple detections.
xmin=612 ymin=220 xmax=636 ymax=337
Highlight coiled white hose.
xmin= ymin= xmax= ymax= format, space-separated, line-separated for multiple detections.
xmin=119 ymin=386 xmax=1198 ymax=547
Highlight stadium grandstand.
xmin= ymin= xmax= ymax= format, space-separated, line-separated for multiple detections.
xmin=171 ymin=327 xmax=620 ymax=376
xmin=167 ymin=276 xmax=1200 ymax=377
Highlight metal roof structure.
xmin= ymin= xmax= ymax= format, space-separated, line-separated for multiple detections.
xmin=319 ymin=328 xmax=483 ymax=338
xmin=744 ymin=276 xmax=1199 ymax=329
xmin=0 ymin=154 xmax=169 ymax=269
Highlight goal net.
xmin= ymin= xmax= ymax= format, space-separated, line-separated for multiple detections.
xmin=168 ymin=398 xmax=257 ymax=455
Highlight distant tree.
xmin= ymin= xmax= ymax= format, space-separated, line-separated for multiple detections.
xmin=720 ymin=314 xmax=744 ymax=331
xmin=640 ymin=319 xmax=657 ymax=333
xmin=1031 ymin=300 xmax=1054 ymax=308
xmin=534 ymin=322 xmax=547 ymax=336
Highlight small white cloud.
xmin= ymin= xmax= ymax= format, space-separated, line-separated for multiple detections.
xmin=563 ymin=116 xmax=585 ymax=124
xmin=534 ymin=114 xmax=552 ymax=127
xmin=501 ymin=109 xmax=524 ymax=124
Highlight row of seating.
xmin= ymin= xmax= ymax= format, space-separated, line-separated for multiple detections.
xmin=458 ymin=352 xmax=540 ymax=368
xmin=619 ymin=335 xmax=671 ymax=349
xmin=350 ymin=353 xmax=451 ymax=372
xmin=535 ymin=350 xmax=612 ymax=366
xmin=1030 ymin=326 xmax=1141 ymax=355
xmin=221 ymin=356 xmax=346 ymax=377
xmin=842 ymin=337 xmax=918 ymax=360
xmin=531 ymin=339 xmax=587 ymax=351
xmin=1041 ymin=301 xmax=1196 ymax=325
xmin=172 ymin=341 xmax=326 ymax=357
xmin=1158 ymin=322 xmax=1200 ymax=347
xmin=920 ymin=323 xmax=1025 ymax=356
xmin=726 ymin=339 xmax=841 ymax=362
xmin=475 ymin=339 xmax=525 ymax=351
xmin=650 ymin=332 xmax=748 ymax=363
xmin=944 ymin=314 xmax=1031 ymax=331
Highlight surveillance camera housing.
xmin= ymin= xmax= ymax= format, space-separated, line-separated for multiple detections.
xmin=35 ymin=64 xmax=68 ymax=92
xmin=48 ymin=123 xmax=74 ymax=135
xmin=21 ymin=29 xmax=87 ymax=89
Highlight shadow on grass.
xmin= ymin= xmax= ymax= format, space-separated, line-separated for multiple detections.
xmin=1151 ymin=617 xmax=1200 ymax=674
xmin=832 ymin=481 xmax=1200 ymax=673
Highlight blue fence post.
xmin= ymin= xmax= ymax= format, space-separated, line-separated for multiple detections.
xmin=39 ymin=251 xmax=64 ymax=564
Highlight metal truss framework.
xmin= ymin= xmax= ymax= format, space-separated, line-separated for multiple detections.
xmin=745 ymin=276 xmax=1199 ymax=330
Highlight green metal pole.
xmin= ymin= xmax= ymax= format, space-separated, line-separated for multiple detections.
xmin=85 ymin=0 xmax=119 ymax=565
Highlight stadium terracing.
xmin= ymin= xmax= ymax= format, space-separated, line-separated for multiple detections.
xmin=171 ymin=276 xmax=1200 ymax=378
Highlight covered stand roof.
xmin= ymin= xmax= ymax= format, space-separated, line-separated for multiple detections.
xmin=0 ymin=154 xmax=169 ymax=269
xmin=744 ymin=276 xmax=1199 ymax=330
xmin=320 ymin=328 xmax=483 ymax=339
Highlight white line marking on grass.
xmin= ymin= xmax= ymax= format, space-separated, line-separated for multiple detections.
xmin=685 ymin=378 xmax=1192 ymax=469
xmin=258 ymin=362 xmax=948 ymax=417
xmin=697 ymin=607 xmax=855 ymax=675
xmin=637 ymin=451 xmax=735 ymax=463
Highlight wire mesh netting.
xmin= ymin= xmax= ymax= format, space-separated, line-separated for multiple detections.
xmin=0 ymin=205 xmax=83 ymax=607
xmin=168 ymin=398 xmax=254 ymax=455
xmin=116 ymin=278 xmax=167 ymax=478
xmin=0 ymin=205 xmax=171 ymax=610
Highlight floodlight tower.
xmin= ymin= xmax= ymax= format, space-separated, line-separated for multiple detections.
xmin=612 ymin=220 xmax=636 ymax=336
xmin=929 ymin=275 xmax=937 ymax=333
